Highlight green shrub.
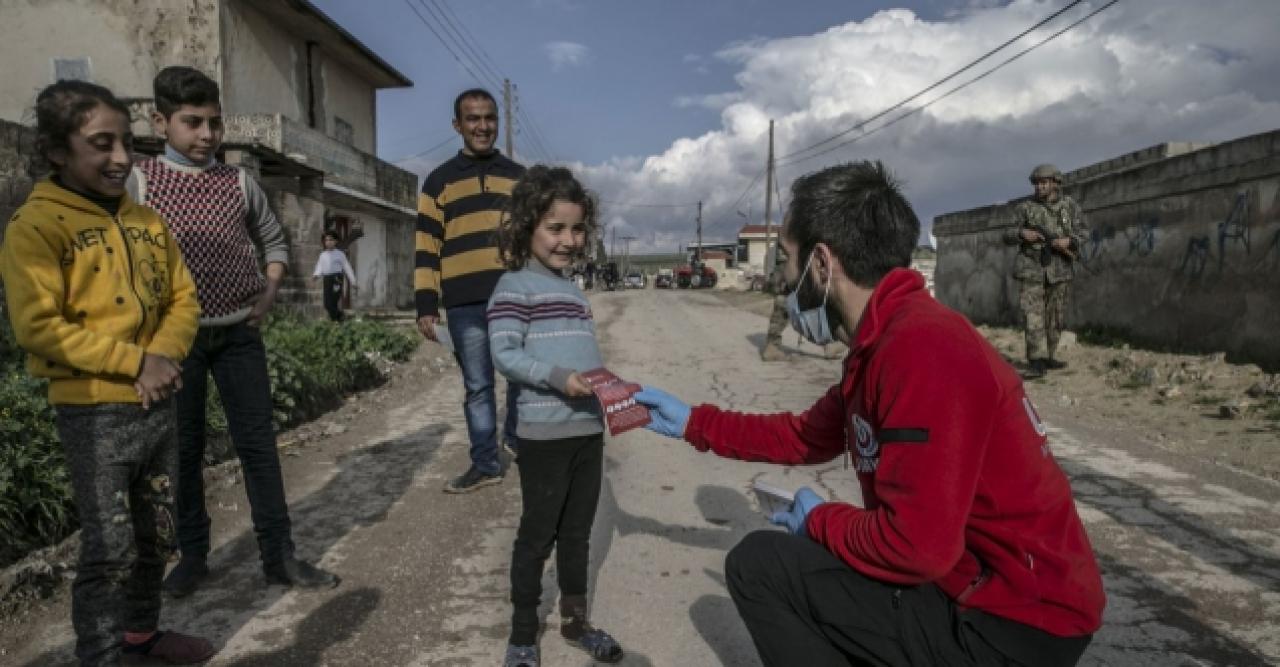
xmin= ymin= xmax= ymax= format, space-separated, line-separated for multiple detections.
xmin=0 ymin=372 xmax=72 ymax=567
xmin=0 ymin=311 xmax=417 ymax=567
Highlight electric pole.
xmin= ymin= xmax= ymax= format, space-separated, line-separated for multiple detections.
xmin=503 ymin=78 xmax=514 ymax=159
xmin=621 ymin=235 xmax=636 ymax=275
xmin=610 ymin=225 xmax=617 ymax=260
xmin=695 ymin=200 xmax=703 ymax=262
xmin=763 ymin=119 xmax=775 ymax=271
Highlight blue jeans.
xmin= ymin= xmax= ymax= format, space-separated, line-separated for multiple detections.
xmin=446 ymin=302 xmax=518 ymax=476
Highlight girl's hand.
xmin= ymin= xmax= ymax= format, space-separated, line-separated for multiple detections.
xmin=565 ymin=372 xmax=594 ymax=397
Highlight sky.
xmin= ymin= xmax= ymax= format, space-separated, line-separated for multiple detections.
xmin=314 ymin=0 xmax=1280 ymax=252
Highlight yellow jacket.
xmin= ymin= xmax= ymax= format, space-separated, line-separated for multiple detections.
xmin=0 ymin=180 xmax=200 ymax=404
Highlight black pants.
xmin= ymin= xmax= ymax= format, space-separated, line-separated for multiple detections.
xmin=322 ymin=274 xmax=345 ymax=321
xmin=726 ymin=531 xmax=1092 ymax=667
xmin=509 ymin=434 xmax=604 ymax=644
xmin=55 ymin=401 xmax=177 ymax=666
xmin=175 ymin=322 xmax=294 ymax=568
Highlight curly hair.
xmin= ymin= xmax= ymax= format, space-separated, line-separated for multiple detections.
xmin=498 ymin=165 xmax=598 ymax=270
xmin=34 ymin=80 xmax=131 ymax=167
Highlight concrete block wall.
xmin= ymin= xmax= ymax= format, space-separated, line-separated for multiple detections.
xmin=933 ymin=129 xmax=1280 ymax=370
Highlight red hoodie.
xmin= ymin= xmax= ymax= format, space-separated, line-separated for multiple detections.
xmin=685 ymin=268 xmax=1104 ymax=637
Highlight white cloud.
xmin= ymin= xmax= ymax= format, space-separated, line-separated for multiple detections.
xmin=575 ymin=0 xmax=1280 ymax=254
xmin=544 ymin=41 xmax=590 ymax=71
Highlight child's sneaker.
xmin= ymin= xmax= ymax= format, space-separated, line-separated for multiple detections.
xmin=559 ymin=595 xmax=623 ymax=663
xmin=503 ymin=644 xmax=539 ymax=667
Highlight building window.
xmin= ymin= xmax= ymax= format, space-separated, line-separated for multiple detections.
xmin=53 ymin=57 xmax=92 ymax=82
xmin=334 ymin=116 xmax=354 ymax=146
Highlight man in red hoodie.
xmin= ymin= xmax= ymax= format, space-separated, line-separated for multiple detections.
xmin=634 ymin=161 xmax=1104 ymax=666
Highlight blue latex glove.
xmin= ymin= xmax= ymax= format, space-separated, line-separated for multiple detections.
xmin=769 ymin=487 xmax=825 ymax=536
xmin=633 ymin=385 xmax=691 ymax=439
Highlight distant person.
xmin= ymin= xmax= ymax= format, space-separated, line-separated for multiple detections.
xmin=312 ymin=230 xmax=357 ymax=321
xmin=130 ymin=66 xmax=338 ymax=597
xmin=635 ymin=161 xmax=1104 ymax=667
xmin=1003 ymin=164 xmax=1088 ymax=378
xmin=489 ymin=166 xmax=624 ymax=667
xmin=1 ymin=80 xmax=213 ymax=664
xmin=415 ymin=88 xmax=525 ymax=492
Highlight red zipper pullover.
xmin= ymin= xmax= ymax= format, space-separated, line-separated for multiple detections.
xmin=685 ymin=268 xmax=1104 ymax=637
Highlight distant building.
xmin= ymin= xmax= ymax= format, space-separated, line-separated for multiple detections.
xmin=0 ymin=0 xmax=418 ymax=312
xmin=737 ymin=224 xmax=780 ymax=272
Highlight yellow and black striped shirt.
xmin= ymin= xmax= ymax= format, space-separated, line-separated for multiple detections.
xmin=415 ymin=150 xmax=524 ymax=316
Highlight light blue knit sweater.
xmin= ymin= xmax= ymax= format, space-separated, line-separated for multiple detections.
xmin=487 ymin=261 xmax=604 ymax=440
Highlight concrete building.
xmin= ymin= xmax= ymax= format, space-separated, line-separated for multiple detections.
xmin=737 ymin=224 xmax=780 ymax=273
xmin=933 ymin=130 xmax=1280 ymax=370
xmin=0 ymin=0 xmax=417 ymax=312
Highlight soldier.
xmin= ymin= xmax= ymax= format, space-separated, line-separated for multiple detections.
xmin=1003 ymin=164 xmax=1088 ymax=378
xmin=761 ymin=247 xmax=844 ymax=362
xmin=761 ymin=261 xmax=789 ymax=361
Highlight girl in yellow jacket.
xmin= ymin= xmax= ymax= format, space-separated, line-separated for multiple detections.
xmin=0 ymin=81 xmax=213 ymax=665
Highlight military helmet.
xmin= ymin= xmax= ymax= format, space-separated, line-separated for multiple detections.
xmin=1029 ymin=163 xmax=1063 ymax=183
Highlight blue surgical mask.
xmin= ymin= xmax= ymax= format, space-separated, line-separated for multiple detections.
xmin=785 ymin=251 xmax=834 ymax=346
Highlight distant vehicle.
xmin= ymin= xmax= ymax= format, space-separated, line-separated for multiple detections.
xmin=623 ymin=270 xmax=645 ymax=289
xmin=654 ymin=268 xmax=674 ymax=289
xmin=676 ymin=262 xmax=717 ymax=289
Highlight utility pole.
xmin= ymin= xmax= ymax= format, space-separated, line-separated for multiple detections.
xmin=503 ymin=78 xmax=514 ymax=159
xmin=621 ymin=235 xmax=636 ymax=275
xmin=695 ymin=200 xmax=703 ymax=262
xmin=609 ymin=225 xmax=616 ymax=261
xmin=763 ymin=119 xmax=775 ymax=271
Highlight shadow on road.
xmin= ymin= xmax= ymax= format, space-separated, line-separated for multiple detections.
xmin=226 ymin=587 xmax=381 ymax=666
xmin=24 ymin=423 xmax=449 ymax=666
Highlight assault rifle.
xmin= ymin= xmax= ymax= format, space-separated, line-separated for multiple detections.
xmin=1026 ymin=224 xmax=1077 ymax=266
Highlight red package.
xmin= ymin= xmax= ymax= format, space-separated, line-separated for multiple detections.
xmin=580 ymin=368 xmax=651 ymax=436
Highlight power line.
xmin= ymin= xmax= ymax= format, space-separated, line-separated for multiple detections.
xmin=776 ymin=0 xmax=1089 ymax=163
xmin=777 ymin=0 xmax=1120 ymax=169
xmin=401 ymin=0 xmax=486 ymax=84
xmin=391 ymin=132 xmax=459 ymax=164
xmin=600 ymin=200 xmax=700 ymax=209
xmin=427 ymin=0 xmax=507 ymax=87
xmin=416 ymin=0 xmax=504 ymax=90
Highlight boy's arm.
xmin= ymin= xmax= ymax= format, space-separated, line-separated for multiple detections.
xmin=242 ymin=174 xmax=287 ymax=323
xmin=415 ymin=186 xmax=445 ymax=319
xmin=487 ymin=290 xmax=574 ymax=393
xmin=145 ymin=228 xmax=201 ymax=361
xmin=0 ymin=221 xmax=145 ymax=377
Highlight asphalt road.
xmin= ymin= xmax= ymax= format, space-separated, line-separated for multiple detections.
xmin=5 ymin=287 xmax=1278 ymax=665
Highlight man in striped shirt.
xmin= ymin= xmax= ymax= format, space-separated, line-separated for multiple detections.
xmin=416 ymin=89 xmax=525 ymax=492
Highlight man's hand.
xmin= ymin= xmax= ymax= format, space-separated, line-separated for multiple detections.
xmin=565 ymin=372 xmax=594 ymax=397
xmin=633 ymin=385 xmax=691 ymax=439
xmin=246 ymin=292 xmax=275 ymax=328
xmin=134 ymin=353 xmax=183 ymax=409
xmin=1020 ymin=228 xmax=1045 ymax=243
xmin=769 ymin=487 xmax=825 ymax=536
xmin=1050 ymin=237 xmax=1072 ymax=251
xmin=417 ymin=315 xmax=439 ymax=341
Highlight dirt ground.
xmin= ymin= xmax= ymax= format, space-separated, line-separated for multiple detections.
xmin=713 ymin=289 xmax=1280 ymax=483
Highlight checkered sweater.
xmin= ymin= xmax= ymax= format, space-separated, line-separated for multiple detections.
xmin=132 ymin=156 xmax=288 ymax=325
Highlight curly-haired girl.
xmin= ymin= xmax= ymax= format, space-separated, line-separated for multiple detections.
xmin=488 ymin=165 xmax=622 ymax=666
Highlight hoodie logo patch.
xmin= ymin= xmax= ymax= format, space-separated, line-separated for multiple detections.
xmin=852 ymin=414 xmax=879 ymax=473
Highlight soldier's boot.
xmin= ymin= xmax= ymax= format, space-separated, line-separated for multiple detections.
xmin=760 ymin=342 xmax=787 ymax=362
xmin=1024 ymin=359 xmax=1048 ymax=379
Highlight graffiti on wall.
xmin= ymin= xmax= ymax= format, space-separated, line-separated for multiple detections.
xmin=1216 ymin=190 xmax=1251 ymax=271
xmin=1179 ymin=236 xmax=1211 ymax=278
xmin=1125 ymin=219 xmax=1158 ymax=257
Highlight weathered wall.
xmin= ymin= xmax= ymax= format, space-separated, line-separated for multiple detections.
xmin=220 ymin=0 xmax=306 ymax=123
xmin=934 ymin=129 xmax=1280 ymax=370
xmin=267 ymin=186 xmax=328 ymax=312
xmin=220 ymin=1 xmax=376 ymax=154
xmin=319 ymin=53 xmax=376 ymax=153
xmin=0 ymin=120 xmax=42 ymax=240
xmin=0 ymin=0 xmax=221 ymax=123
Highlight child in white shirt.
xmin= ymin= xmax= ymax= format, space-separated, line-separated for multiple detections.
xmin=312 ymin=231 xmax=357 ymax=321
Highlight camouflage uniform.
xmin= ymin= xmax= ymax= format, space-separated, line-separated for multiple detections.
xmin=1002 ymin=194 xmax=1087 ymax=365
xmin=55 ymin=401 xmax=178 ymax=666
xmin=762 ymin=266 xmax=788 ymax=360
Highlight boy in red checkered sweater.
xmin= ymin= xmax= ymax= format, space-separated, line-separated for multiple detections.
xmin=128 ymin=66 xmax=338 ymax=597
